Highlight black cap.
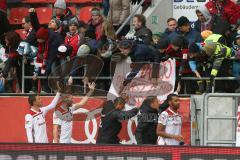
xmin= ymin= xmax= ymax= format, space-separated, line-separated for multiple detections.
xmin=155 ymin=40 xmax=169 ymax=49
xmin=178 ymin=16 xmax=190 ymax=27
xmin=189 ymin=43 xmax=200 ymax=53
xmin=118 ymin=40 xmax=134 ymax=49
xmin=171 ymin=36 xmax=184 ymax=47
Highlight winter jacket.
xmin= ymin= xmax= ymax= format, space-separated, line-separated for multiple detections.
xmin=194 ymin=6 xmax=213 ymax=33
xmin=135 ymin=103 xmax=158 ymax=144
xmin=108 ymin=0 xmax=130 ymax=26
xmin=35 ymin=29 xmax=63 ymax=75
xmin=0 ymin=10 xmax=10 ymax=46
xmin=205 ymin=0 xmax=240 ymax=25
xmin=55 ymin=8 xmax=79 ymax=37
xmin=96 ymin=101 xmax=138 ymax=144
xmin=123 ymin=44 xmax=158 ymax=86
xmin=64 ymin=32 xmax=82 ymax=58
xmin=167 ymin=28 xmax=202 ymax=46
xmin=87 ymin=17 xmax=104 ymax=41
xmin=23 ymin=28 xmax=38 ymax=47
xmin=163 ymin=28 xmax=175 ymax=38
xmin=134 ymin=26 xmax=153 ymax=45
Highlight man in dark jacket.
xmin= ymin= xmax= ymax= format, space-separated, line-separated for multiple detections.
xmin=34 ymin=27 xmax=63 ymax=92
xmin=168 ymin=16 xmax=202 ymax=45
xmin=113 ymin=40 xmax=158 ymax=93
xmin=96 ymin=97 xmax=139 ymax=144
xmin=135 ymin=96 xmax=170 ymax=145
xmin=163 ymin=18 xmax=177 ymax=38
xmin=22 ymin=15 xmax=38 ymax=47
xmin=133 ymin=14 xmax=152 ymax=45
xmin=54 ymin=0 xmax=79 ymax=37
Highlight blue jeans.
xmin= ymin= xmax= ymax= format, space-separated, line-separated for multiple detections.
xmin=102 ymin=0 xmax=109 ymax=16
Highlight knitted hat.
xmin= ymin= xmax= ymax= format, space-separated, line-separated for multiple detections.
xmin=155 ymin=40 xmax=169 ymax=50
xmin=171 ymin=36 xmax=184 ymax=47
xmin=203 ymin=42 xmax=217 ymax=56
xmin=91 ymin=8 xmax=101 ymax=16
xmin=189 ymin=43 xmax=200 ymax=53
xmin=68 ymin=18 xmax=79 ymax=27
xmin=153 ymin=32 xmax=164 ymax=38
xmin=118 ymin=40 xmax=134 ymax=49
xmin=54 ymin=0 xmax=66 ymax=10
xmin=77 ymin=44 xmax=90 ymax=57
xmin=177 ymin=16 xmax=190 ymax=27
xmin=201 ymin=30 xmax=213 ymax=39
xmin=36 ymin=27 xmax=49 ymax=40
xmin=51 ymin=18 xmax=61 ymax=29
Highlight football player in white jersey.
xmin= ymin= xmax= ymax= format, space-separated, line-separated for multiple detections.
xmin=53 ymin=82 xmax=95 ymax=143
xmin=156 ymin=94 xmax=183 ymax=145
xmin=25 ymin=84 xmax=61 ymax=143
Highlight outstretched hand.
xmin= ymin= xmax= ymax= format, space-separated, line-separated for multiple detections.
xmin=88 ymin=82 xmax=96 ymax=92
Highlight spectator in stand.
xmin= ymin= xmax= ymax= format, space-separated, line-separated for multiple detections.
xmin=64 ymin=19 xmax=83 ymax=59
xmin=168 ymin=16 xmax=202 ymax=46
xmin=0 ymin=2 xmax=10 ymax=46
xmin=133 ymin=14 xmax=153 ymax=45
xmin=152 ymin=32 xmax=164 ymax=46
xmin=194 ymin=5 xmax=231 ymax=38
xmin=87 ymin=8 xmax=104 ymax=41
xmin=169 ymin=36 xmax=197 ymax=94
xmin=114 ymin=40 xmax=158 ymax=93
xmin=205 ymin=0 xmax=240 ymax=25
xmin=163 ymin=18 xmax=177 ymax=38
xmin=22 ymin=15 xmax=37 ymax=47
xmin=1 ymin=31 xmax=22 ymax=93
xmin=108 ymin=0 xmax=130 ymax=37
xmin=194 ymin=6 xmax=213 ymax=33
xmin=29 ymin=8 xmax=61 ymax=34
xmin=33 ymin=27 xmax=63 ymax=93
xmin=53 ymin=0 xmax=79 ymax=37
xmin=232 ymin=33 xmax=240 ymax=92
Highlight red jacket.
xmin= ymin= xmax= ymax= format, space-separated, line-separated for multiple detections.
xmin=165 ymin=45 xmax=192 ymax=74
xmin=64 ymin=32 xmax=81 ymax=58
xmin=205 ymin=0 xmax=240 ymax=24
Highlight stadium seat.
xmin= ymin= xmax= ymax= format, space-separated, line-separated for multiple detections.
xmin=78 ymin=6 xmax=95 ymax=23
xmin=68 ymin=7 xmax=77 ymax=15
xmin=9 ymin=7 xmax=28 ymax=25
xmin=15 ymin=29 xmax=27 ymax=40
xmin=35 ymin=7 xmax=53 ymax=24
xmin=21 ymin=0 xmax=47 ymax=3
xmin=67 ymin=0 xmax=88 ymax=3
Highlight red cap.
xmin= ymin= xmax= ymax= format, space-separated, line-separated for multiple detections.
xmin=36 ymin=27 xmax=49 ymax=40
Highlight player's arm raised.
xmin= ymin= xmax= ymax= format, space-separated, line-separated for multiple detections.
xmin=73 ymin=82 xmax=95 ymax=110
xmin=25 ymin=114 xmax=34 ymax=143
xmin=42 ymin=82 xmax=62 ymax=115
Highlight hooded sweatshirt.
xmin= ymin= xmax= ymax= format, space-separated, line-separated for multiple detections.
xmin=194 ymin=6 xmax=213 ymax=32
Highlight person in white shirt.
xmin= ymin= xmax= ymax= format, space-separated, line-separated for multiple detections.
xmin=53 ymin=82 xmax=95 ymax=143
xmin=25 ymin=84 xmax=61 ymax=143
xmin=156 ymin=94 xmax=183 ymax=145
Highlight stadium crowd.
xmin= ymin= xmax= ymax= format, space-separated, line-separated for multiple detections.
xmin=0 ymin=0 xmax=240 ymax=95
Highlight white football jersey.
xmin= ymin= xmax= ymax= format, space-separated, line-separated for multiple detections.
xmin=157 ymin=108 xmax=182 ymax=146
xmin=53 ymin=105 xmax=76 ymax=143
xmin=25 ymin=93 xmax=61 ymax=143
xmin=25 ymin=109 xmax=48 ymax=143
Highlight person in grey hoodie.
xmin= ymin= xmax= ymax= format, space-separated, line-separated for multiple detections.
xmin=194 ymin=5 xmax=213 ymax=33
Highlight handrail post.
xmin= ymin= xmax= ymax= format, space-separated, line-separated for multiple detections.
xmin=21 ymin=58 xmax=25 ymax=93
xmin=116 ymin=0 xmax=145 ymax=35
